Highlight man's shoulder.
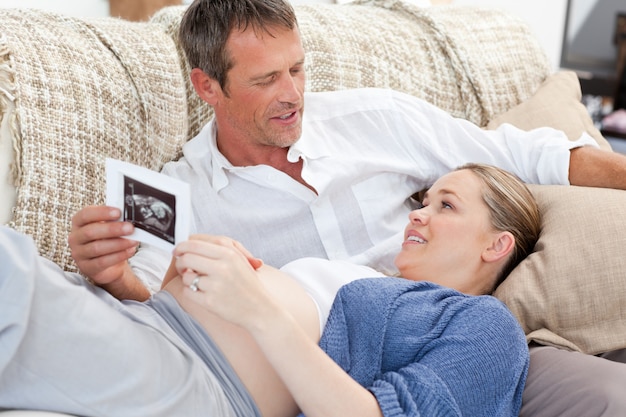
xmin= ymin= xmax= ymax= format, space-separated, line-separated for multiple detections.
xmin=304 ymin=87 xmax=429 ymax=120
xmin=305 ymin=87 xmax=407 ymax=103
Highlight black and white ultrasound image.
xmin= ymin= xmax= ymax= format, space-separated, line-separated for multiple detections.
xmin=123 ymin=176 xmax=176 ymax=244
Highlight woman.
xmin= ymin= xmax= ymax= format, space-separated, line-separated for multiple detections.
xmin=0 ymin=163 xmax=537 ymax=416
xmin=161 ymin=163 xmax=541 ymax=417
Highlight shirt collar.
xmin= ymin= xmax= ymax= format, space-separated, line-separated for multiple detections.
xmin=287 ymin=127 xmax=330 ymax=161
xmin=203 ymin=121 xmax=231 ymax=192
xmin=206 ymin=115 xmax=331 ymax=191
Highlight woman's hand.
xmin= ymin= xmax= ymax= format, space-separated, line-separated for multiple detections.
xmin=173 ymin=235 xmax=275 ymax=330
xmin=173 ymin=234 xmax=382 ymax=417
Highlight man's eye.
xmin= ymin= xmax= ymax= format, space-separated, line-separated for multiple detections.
xmin=257 ymin=75 xmax=276 ymax=86
xmin=416 ymin=201 xmax=425 ymax=209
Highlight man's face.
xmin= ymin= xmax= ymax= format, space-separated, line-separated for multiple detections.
xmin=213 ymin=25 xmax=306 ymax=150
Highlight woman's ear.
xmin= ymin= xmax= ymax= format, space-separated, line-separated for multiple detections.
xmin=482 ymin=231 xmax=515 ymax=264
xmin=190 ymin=68 xmax=221 ymax=106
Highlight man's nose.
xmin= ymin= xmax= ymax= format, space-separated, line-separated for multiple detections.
xmin=278 ymin=74 xmax=302 ymax=103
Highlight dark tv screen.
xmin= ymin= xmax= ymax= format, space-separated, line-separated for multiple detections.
xmin=560 ymin=0 xmax=625 ymax=79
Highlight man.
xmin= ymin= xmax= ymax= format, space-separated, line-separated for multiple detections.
xmin=69 ymin=1 xmax=626 ymax=416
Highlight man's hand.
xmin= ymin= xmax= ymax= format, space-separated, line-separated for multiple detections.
xmin=69 ymin=206 xmax=149 ymax=301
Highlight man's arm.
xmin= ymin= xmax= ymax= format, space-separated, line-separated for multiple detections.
xmin=96 ymin=262 xmax=151 ymax=301
xmin=68 ymin=205 xmax=150 ymax=301
xmin=569 ymin=146 xmax=626 ymax=189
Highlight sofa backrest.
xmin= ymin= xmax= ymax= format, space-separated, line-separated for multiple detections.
xmin=151 ymin=0 xmax=552 ymax=141
xmin=0 ymin=9 xmax=189 ymax=270
xmin=0 ymin=1 xmax=551 ymax=272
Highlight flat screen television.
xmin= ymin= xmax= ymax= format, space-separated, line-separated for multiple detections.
xmin=560 ymin=0 xmax=625 ymax=93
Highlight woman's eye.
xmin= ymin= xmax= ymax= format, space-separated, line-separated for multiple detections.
xmin=442 ymin=201 xmax=453 ymax=209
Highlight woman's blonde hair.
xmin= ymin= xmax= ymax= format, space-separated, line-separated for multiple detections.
xmin=455 ymin=163 xmax=541 ymax=291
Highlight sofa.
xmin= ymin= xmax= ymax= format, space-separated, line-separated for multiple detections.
xmin=1 ymin=0 xmax=626 ymax=415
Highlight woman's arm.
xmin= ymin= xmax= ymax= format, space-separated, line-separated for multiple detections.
xmin=173 ymin=235 xmax=383 ymax=417
xmin=240 ymin=296 xmax=383 ymax=417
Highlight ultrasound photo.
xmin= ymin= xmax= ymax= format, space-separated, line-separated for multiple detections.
xmin=123 ymin=177 xmax=176 ymax=244
xmin=106 ymin=158 xmax=190 ymax=251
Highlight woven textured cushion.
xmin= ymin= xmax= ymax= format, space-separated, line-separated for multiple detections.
xmin=0 ymin=10 xmax=188 ymax=272
xmin=495 ymin=185 xmax=626 ymax=355
xmin=298 ymin=0 xmax=552 ymax=127
xmin=152 ymin=0 xmax=551 ymax=140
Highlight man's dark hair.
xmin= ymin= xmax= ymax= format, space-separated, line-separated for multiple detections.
xmin=179 ymin=0 xmax=298 ymax=90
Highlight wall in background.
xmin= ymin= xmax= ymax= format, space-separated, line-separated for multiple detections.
xmin=454 ymin=0 xmax=568 ymax=71
xmin=0 ymin=0 xmax=566 ymax=70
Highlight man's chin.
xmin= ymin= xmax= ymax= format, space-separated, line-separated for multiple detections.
xmin=271 ymin=129 xmax=302 ymax=148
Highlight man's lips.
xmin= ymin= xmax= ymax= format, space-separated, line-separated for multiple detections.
xmin=272 ymin=111 xmax=298 ymax=123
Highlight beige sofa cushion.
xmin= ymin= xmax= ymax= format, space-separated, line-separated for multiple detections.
xmin=0 ymin=9 xmax=188 ymax=272
xmin=495 ymin=185 xmax=626 ymax=355
xmin=487 ymin=71 xmax=626 ymax=354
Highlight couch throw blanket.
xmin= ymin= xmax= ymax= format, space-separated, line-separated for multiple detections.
xmin=314 ymin=278 xmax=528 ymax=417
xmin=0 ymin=9 xmax=188 ymax=272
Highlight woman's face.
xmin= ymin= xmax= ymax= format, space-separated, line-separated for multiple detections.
xmin=394 ymin=169 xmax=499 ymax=294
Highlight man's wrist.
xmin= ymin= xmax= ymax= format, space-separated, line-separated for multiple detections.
xmin=101 ymin=265 xmax=151 ymax=301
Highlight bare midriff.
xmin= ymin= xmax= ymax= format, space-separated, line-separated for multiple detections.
xmin=164 ymin=264 xmax=320 ymax=417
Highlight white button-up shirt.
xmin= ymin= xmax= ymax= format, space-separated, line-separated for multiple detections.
xmin=131 ymin=88 xmax=596 ymax=291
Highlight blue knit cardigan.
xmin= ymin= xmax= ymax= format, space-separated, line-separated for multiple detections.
xmin=313 ymin=278 xmax=528 ymax=417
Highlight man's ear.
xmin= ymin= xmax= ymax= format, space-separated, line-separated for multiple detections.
xmin=482 ymin=231 xmax=515 ymax=264
xmin=190 ymin=68 xmax=221 ymax=106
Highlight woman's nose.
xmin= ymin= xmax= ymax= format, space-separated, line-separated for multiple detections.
xmin=409 ymin=207 xmax=428 ymax=224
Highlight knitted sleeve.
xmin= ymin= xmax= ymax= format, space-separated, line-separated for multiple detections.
xmin=370 ymin=296 xmax=528 ymax=417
